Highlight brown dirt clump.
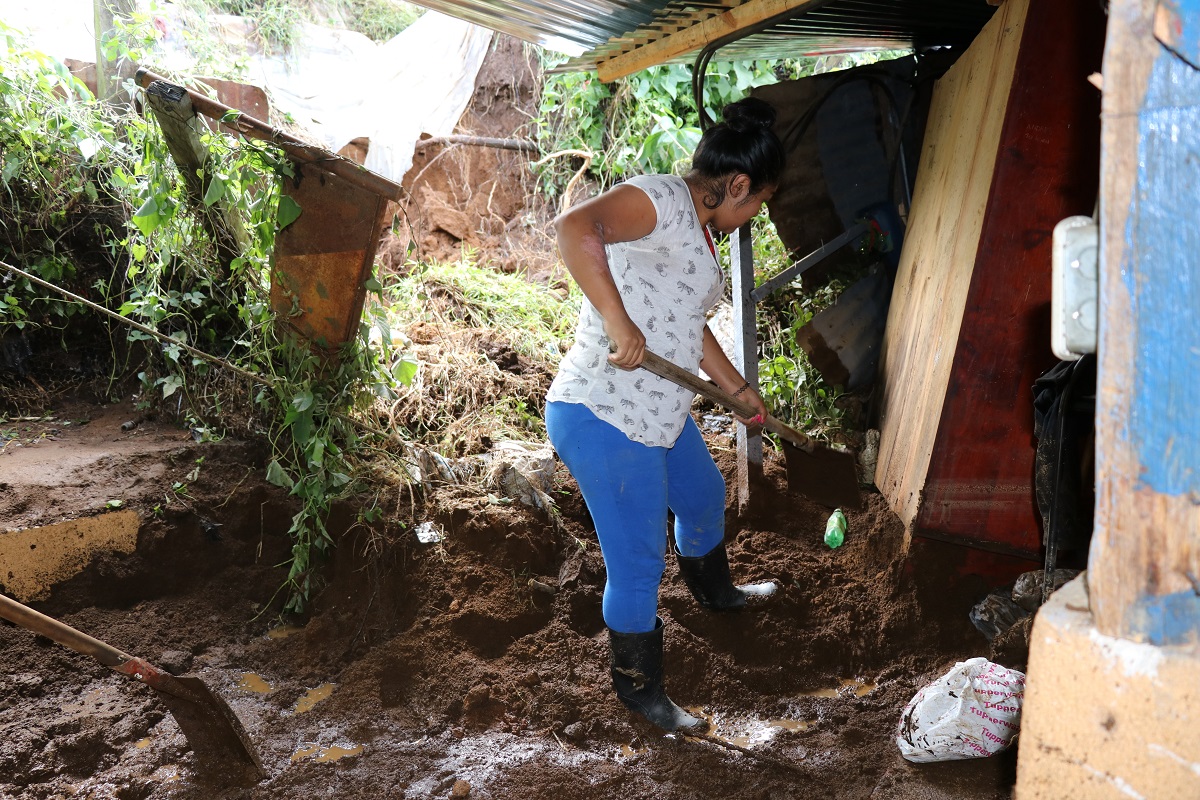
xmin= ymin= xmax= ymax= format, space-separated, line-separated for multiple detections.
xmin=1 ymin=396 xmax=1014 ymax=799
xmin=379 ymin=34 xmax=560 ymax=284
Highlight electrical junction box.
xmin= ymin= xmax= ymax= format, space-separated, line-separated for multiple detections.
xmin=1051 ymin=215 xmax=1099 ymax=361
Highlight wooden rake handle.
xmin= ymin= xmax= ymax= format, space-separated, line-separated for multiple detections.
xmin=638 ymin=350 xmax=817 ymax=453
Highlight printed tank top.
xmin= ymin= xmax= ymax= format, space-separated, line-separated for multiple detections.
xmin=546 ymin=174 xmax=725 ymax=447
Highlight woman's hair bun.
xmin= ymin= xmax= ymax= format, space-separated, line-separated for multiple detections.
xmin=721 ymin=97 xmax=777 ymax=133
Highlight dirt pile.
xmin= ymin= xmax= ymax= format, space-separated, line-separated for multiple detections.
xmin=379 ymin=34 xmax=560 ymax=284
xmin=0 ymin=397 xmax=1015 ymax=799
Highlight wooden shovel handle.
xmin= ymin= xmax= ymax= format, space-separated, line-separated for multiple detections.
xmin=638 ymin=350 xmax=817 ymax=453
xmin=0 ymin=593 xmax=131 ymax=668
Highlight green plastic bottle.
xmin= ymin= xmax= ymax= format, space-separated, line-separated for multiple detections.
xmin=824 ymin=509 xmax=847 ymax=549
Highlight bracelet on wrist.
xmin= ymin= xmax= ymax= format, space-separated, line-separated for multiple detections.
xmin=731 ymin=380 xmax=752 ymax=397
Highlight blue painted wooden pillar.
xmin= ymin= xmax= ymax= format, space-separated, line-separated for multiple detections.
xmin=1089 ymin=0 xmax=1200 ymax=646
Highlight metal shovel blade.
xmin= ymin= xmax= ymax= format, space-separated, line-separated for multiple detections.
xmin=150 ymin=671 xmax=264 ymax=783
xmin=113 ymin=657 xmax=264 ymax=782
xmin=0 ymin=594 xmax=263 ymax=784
xmin=633 ymin=349 xmax=862 ymax=510
xmin=782 ymin=441 xmax=862 ymax=510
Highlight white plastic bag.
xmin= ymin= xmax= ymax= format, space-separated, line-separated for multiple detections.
xmin=896 ymin=657 xmax=1025 ymax=762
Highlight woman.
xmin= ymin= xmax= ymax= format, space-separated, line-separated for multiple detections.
xmin=545 ymin=97 xmax=786 ymax=733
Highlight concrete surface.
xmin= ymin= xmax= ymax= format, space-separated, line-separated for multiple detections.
xmin=1016 ymin=575 xmax=1200 ymax=798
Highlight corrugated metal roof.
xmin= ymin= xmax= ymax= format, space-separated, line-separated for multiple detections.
xmin=411 ymin=0 xmax=995 ymax=75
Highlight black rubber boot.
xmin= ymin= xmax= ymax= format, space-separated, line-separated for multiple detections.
xmin=609 ymin=618 xmax=708 ymax=733
xmin=675 ymin=541 xmax=777 ymax=611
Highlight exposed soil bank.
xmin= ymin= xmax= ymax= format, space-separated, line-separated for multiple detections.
xmin=0 ymin=401 xmax=1014 ymax=799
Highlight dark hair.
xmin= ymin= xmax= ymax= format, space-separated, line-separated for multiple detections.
xmin=689 ymin=97 xmax=786 ymax=209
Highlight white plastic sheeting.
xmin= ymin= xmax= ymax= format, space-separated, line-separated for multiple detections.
xmin=5 ymin=1 xmax=493 ymax=185
xmin=4 ymin=0 xmax=97 ymax=62
xmin=241 ymin=12 xmax=493 ymax=183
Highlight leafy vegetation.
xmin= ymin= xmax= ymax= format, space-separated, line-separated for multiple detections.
xmin=208 ymin=0 xmax=309 ymax=53
xmin=376 ymin=256 xmax=576 ymax=453
xmin=338 ymin=0 xmax=424 ymax=42
xmin=534 ymin=61 xmax=790 ymax=199
xmin=0 ymin=25 xmax=413 ymax=613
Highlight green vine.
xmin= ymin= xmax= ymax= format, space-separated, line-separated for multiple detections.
xmin=0 ymin=24 xmax=413 ymax=614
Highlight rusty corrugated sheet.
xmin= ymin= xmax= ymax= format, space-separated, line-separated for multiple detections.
xmin=411 ymin=0 xmax=994 ymax=71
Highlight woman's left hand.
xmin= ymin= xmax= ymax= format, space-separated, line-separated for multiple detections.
xmin=734 ymin=387 xmax=768 ymax=430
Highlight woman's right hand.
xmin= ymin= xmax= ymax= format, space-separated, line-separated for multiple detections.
xmin=605 ymin=315 xmax=646 ymax=370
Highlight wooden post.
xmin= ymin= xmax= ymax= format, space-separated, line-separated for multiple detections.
xmin=1088 ymin=0 xmax=1200 ymax=647
xmin=93 ymin=0 xmax=137 ymax=107
xmin=144 ymin=81 xmax=249 ymax=282
xmin=731 ymin=223 xmax=762 ymax=512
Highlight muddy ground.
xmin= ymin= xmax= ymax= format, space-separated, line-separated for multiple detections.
xmin=0 ymin=397 xmax=1018 ymax=800
xmin=2 ymin=29 xmax=1020 ymax=800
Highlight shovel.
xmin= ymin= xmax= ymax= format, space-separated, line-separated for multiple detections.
xmin=638 ymin=349 xmax=861 ymax=509
xmin=0 ymin=593 xmax=263 ymax=784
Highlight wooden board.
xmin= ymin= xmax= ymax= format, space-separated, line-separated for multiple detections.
xmin=877 ymin=0 xmax=1105 ymax=558
xmin=875 ymin=0 xmax=1029 ymax=536
xmin=595 ymin=0 xmax=824 ymax=82
xmin=918 ymin=0 xmax=1105 ymax=556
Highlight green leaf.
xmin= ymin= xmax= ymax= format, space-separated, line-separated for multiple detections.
xmin=202 ymin=175 xmax=226 ymax=206
xmin=291 ymin=410 xmax=314 ymax=446
xmin=392 ymin=356 xmax=418 ymax=386
xmin=277 ymin=195 xmax=302 ymax=229
xmin=265 ymin=459 xmax=295 ymax=489
xmin=2 ymin=155 xmax=22 ymax=185
xmin=132 ymin=196 xmax=161 ymax=236
xmin=161 ymin=375 xmax=183 ymax=398
xmin=292 ymin=389 xmax=314 ymax=412
xmin=363 ymin=276 xmax=382 ymax=293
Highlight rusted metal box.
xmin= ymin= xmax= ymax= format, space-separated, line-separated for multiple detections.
xmin=271 ymin=166 xmax=391 ymax=350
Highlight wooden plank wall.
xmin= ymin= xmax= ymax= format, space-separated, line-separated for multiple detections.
xmin=919 ymin=0 xmax=1104 ymax=555
xmin=874 ymin=0 xmax=1029 ymax=533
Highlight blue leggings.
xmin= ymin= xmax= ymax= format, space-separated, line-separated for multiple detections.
xmin=546 ymin=401 xmax=726 ymax=634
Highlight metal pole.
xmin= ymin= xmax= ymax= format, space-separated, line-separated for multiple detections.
xmin=731 ymin=223 xmax=761 ymax=511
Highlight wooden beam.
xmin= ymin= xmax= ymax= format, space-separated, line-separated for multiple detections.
xmin=93 ymin=0 xmax=137 ymax=106
xmin=144 ymin=81 xmax=249 ymax=282
xmin=875 ymin=0 xmax=1027 ymax=536
xmin=1088 ymin=0 xmax=1200 ymax=647
xmin=135 ymin=69 xmax=404 ymax=202
xmin=596 ymin=0 xmax=825 ymax=82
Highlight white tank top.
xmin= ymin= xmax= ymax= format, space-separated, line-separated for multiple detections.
xmin=547 ymin=175 xmax=725 ymax=447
